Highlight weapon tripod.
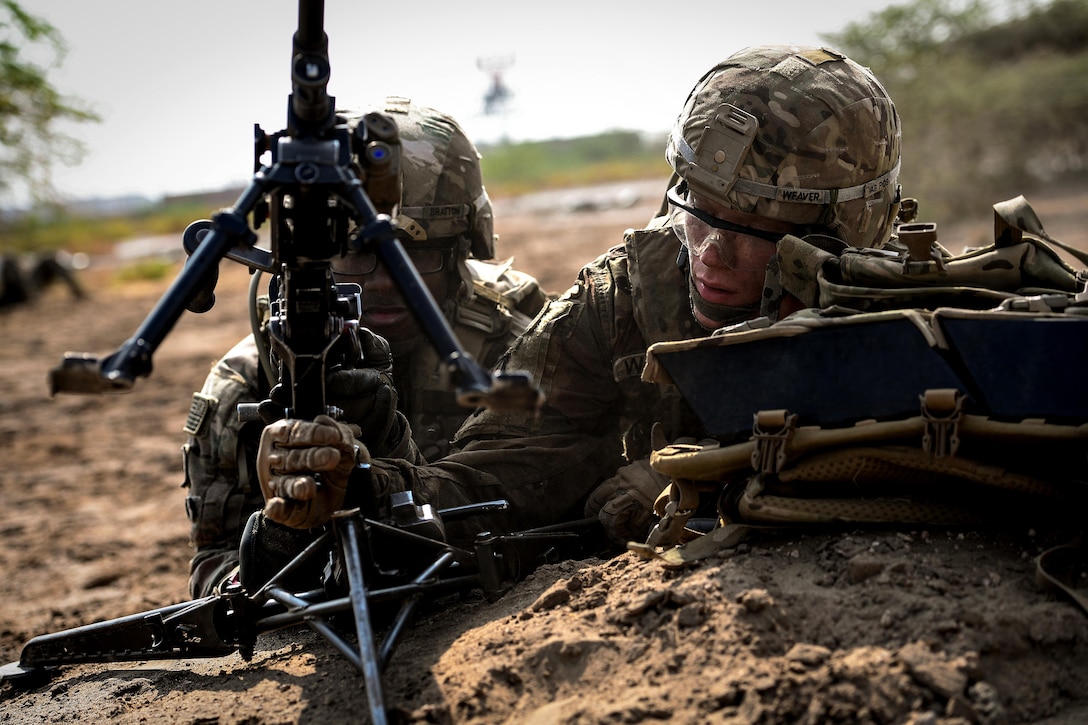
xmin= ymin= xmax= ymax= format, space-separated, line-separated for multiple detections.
xmin=2 ymin=494 xmax=594 ymax=724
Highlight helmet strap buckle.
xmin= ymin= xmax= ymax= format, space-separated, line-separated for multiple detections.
xmin=759 ymin=255 xmax=786 ymax=323
xmin=394 ymin=214 xmax=428 ymax=241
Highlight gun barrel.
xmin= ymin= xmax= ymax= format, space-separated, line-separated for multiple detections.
xmin=290 ymin=0 xmax=332 ymax=131
xmin=295 ymin=0 xmax=326 ymax=52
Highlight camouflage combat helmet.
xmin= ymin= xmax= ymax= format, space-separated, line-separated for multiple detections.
xmin=376 ymin=96 xmax=496 ymax=261
xmin=666 ymin=45 xmax=902 ymax=248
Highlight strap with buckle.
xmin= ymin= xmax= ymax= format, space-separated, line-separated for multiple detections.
xmin=920 ymin=388 xmax=965 ymax=457
xmin=751 ymin=410 xmax=798 ymax=474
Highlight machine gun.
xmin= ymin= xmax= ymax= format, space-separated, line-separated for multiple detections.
xmin=17 ymin=1 xmax=561 ymax=721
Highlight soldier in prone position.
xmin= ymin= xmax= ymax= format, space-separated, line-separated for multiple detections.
xmin=182 ymin=98 xmax=550 ymax=597
xmin=0 ymin=251 xmax=85 ymax=309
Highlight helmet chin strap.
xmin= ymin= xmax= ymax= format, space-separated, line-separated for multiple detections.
xmin=678 ymin=246 xmax=788 ymax=330
xmin=686 ymin=272 xmax=760 ymax=331
xmin=677 ymin=245 xmax=761 ymax=331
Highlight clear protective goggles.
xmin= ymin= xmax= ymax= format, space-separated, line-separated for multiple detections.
xmin=331 ymin=241 xmax=455 ymax=277
xmin=666 ymin=182 xmax=784 ymax=272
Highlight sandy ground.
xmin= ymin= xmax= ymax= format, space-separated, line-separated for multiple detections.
xmin=0 ymin=181 xmax=1086 ymax=724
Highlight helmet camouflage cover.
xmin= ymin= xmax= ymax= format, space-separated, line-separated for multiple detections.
xmin=344 ymin=96 xmax=496 ymax=260
xmin=666 ymin=45 xmax=902 ymax=248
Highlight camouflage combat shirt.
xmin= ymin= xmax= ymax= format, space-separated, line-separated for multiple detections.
xmin=183 ymin=260 xmax=547 ymax=597
xmin=367 ymin=215 xmax=709 ymax=533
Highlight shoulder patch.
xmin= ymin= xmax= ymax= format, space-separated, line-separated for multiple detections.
xmin=183 ymin=392 xmax=218 ymax=436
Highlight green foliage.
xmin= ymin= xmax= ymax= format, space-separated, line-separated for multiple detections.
xmin=0 ymin=0 xmax=99 ymax=208
xmin=479 ymin=130 xmax=668 ymax=196
xmin=112 ymin=258 xmax=174 ymax=283
xmin=823 ymin=0 xmax=1088 ymax=221
xmin=4 ymin=199 xmax=210 ymax=255
xmin=825 ymin=0 xmax=993 ymax=84
xmin=961 ymin=0 xmax=1088 ymax=59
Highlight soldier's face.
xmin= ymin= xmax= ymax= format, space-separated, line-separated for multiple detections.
xmin=682 ymin=193 xmax=795 ymax=329
xmin=332 ymin=249 xmax=452 ymax=352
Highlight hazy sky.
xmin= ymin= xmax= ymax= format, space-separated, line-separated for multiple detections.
xmin=31 ymin=1 xmax=894 ymax=203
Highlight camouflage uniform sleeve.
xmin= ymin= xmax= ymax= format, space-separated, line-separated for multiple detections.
xmin=182 ymin=336 xmax=266 ymax=598
xmin=376 ymin=409 xmax=426 ymax=464
xmin=371 ymin=252 xmax=629 ymax=532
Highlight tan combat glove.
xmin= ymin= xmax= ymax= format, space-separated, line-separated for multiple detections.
xmin=585 ymin=459 xmax=671 ymax=546
xmin=257 ymin=414 xmax=369 ymax=529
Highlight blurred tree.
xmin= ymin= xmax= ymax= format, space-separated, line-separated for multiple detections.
xmin=0 ymin=0 xmax=98 ymax=209
xmin=824 ymin=0 xmax=1088 ymax=221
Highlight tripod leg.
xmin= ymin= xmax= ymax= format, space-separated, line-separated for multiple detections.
xmin=332 ymin=512 xmax=388 ymax=725
xmin=379 ymin=550 xmax=457 ymax=668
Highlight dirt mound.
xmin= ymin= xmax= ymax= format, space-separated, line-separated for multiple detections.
xmin=1 ymin=183 xmax=1087 ymax=723
xmin=412 ymin=529 xmax=1087 ymax=724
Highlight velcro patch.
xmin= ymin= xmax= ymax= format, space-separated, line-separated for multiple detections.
xmin=799 ymin=47 xmax=846 ymax=65
xmin=774 ymin=48 xmax=846 ymax=78
xmin=183 ymin=393 xmax=218 ymax=436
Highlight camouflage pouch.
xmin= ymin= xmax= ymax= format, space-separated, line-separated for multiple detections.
xmin=461 ymin=257 xmax=551 ymax=332
xmin=778 ymin=195 xmax=1088 ymax=313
